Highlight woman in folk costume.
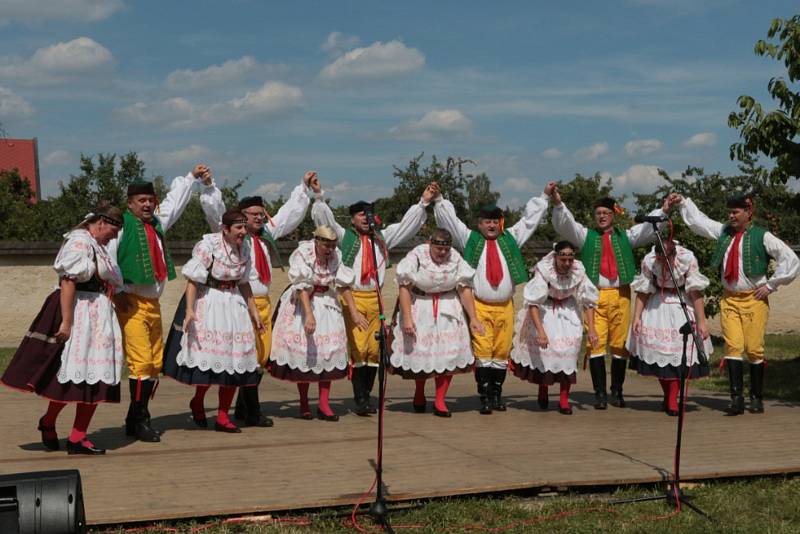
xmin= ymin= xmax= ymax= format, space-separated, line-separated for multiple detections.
xmin=2 ymin=205 xmax=124 ymax=454
xmin=434 ymin=184 xmax=550 ymax=414
xmin=627 ymin=238 xmax=712 ymax=416
xmin=197 ymin=171 xmax=319 ymax=428
xmin=390 ymin=228 xmax=485 ymax=417
xmin=163 ymin=209 xmax=265 ymax=433
xmin=510 ymin=241 xmax=599 ymax=415
xmin=269 ymin=225 xmax=362 ymax=421
xmin=311 ymin=183 xmax=437 ymax=416
xmin=548 ymin=183 xmax=678 ymax=410
xmin=107 ymin=163 xmax=220 ymax=442
xmin=677 ymin=193 xmax=799 ymax=415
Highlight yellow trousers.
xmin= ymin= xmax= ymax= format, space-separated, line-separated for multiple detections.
xmin=472 ymin=299 xmax=514 ymax=363
xmin=720 ymin=290 xmax=769 ymax=363
xmin=341 ymin=290 xmax=380 ymax=366
xmin=589 ymin=287 xmax=631 ymax=358
xmin=116 ymin=293 xmax=163 ymax=378
xmin=254 ymin=295 xmax=273 ymax=367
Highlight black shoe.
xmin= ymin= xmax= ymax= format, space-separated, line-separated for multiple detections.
xmin=244 ymin=414 xmax=274 ymax=427
xmin=135 ymin=420 xmax=161 ymax=442
xmin=726 ymin=396 xmax=745 ymax=416
xmin=214 ymin=421 xmax=242 ymax=433
xmin=433 ymin=407 xmax=452 ymax=418
xmin=609 ymin=358 xmax=627 ymax=408
xmin=67 ymin=440 xmax=105 ymax=455
xmin=189 ymin=399 xmax=208 ymax=428
xmin=354 ymin=397 xmax=370 ymax=417
xmin=491 ymin=369 xmax=507 ymax=411
xmin=367 ymin=399 xmax=378 ymax=415
xmin=476 ymin=368 xmax=492 ymax=414
xmin=725 ymin=359 xmax=745 ymax=416
xmin=316 ymin=409 xmax=339 ymax=422
xmin=589 ymin=356 xmax=608 ymax=410
xmin=666 ymin=409 xmax=679 ymax=417
xmin=610 ymin=387 xmax=626 ymax=408
xmin=749 ymin=362 xmax=765 ymax=414
xmin=298 ymin=411 xmax=314 ymax=420
xmin=37 ymin=417 xmax=59 ymax=451
xmin=558 ymin=406 xmax=573 ymax=415
xmin=537 ymin=396 xmax=549 ymax=410
xmin=413 ymin=402 xmax=426 ymax=413
xmin=750 ymin=398 xmax=764 ymax=414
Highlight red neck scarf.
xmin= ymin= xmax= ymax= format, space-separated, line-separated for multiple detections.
xmin=143 ymin=223 xmax=167 ymax=282
xmin=724 ymin=231 xmax=745 ymax=284
xmin=600 ymin=230 xmax=619 ymax=281
xmin=251 ymin=233 xmax=271 ymax=285
xmin=360 ymin=234 xmax=377 ymax=285
xmin=485 ymin=239 xmax=504 ymax=287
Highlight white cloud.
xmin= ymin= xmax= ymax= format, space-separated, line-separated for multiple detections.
xmin=0 ymin=0 xmax=124 ymax=24
xmin=541 ymin=148 xmax=562 ymax=159
xmin=575 ymin=142 xmax=610 ymax=161
xmin=149 ymin=145 xmax=212 ymax=168
xmin=321 ymin=32 xmax=360 ymax=55
xmin=0 ymin=37 xmax=113 ymax=85
xmin=44 ymin=149 xmax=71 ymax=165
xmin=0 ymin=86 xmax=34 ymax=118
xmin=254 ymin=182 xmax=287 ymax=198
xmin=117 ymin=81 xmax=304 ymax=128
xmin=387 ymin=109 xmax=472 ymax=141
xmin=683 ymin=132 xmax=717 ymax=147
xmin=165 ymin=56 xmax=286 ymax=90
xmin=612 ymin=164 xmax=666 ymax=190
xmin=624 ymin=138 xmax=663 ymax=157
xmin=319 ymin=40 xmax=425 ymax=85
xmin=502 ymin=177 xmax=534 ymax=193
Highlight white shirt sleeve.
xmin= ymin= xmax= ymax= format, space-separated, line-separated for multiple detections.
xmin=54 ymin=234 xmax=95 ymax=282
xmin=310 ymin=197 xmax=345 ymax=241
xmin=199 ymin=181 xmax=225 ymax=233
xmin=382 ymin=200 xmax=429 ymax=249
xmin=395 ymin=250 xmax=419 ymax=286
xmin=182 ymin=237 xmax=213 ymax=283
xmin=264 ymin=181 xmax=311 ymax=240
xmin=508 ymin=194 xmax=549 ymax=246
xmin=551 ymin=203 xmax=588 ymax=247
xmin=154 ymin=171 xmax=202 ymax=232
xmin=433 ymin=198 xmax=470 ymax=251
xmin=287 ymin=246 xmax=314 ymax=290
xmin=764 ymin=231 xmax=800 ymax=291
xmin=679 ymin=197 xmax=724 ymax=240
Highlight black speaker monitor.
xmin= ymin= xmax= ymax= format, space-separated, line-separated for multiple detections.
xmin=0 ymin=470 xmax=85 ymax=534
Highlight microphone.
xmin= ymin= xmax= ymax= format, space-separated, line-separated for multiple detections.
xmin=634 ymin=214 xmax=669 ymax=224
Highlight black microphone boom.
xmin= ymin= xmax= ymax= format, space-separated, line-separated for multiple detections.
xmin=634 ymin=214 xmax=669 ymax=224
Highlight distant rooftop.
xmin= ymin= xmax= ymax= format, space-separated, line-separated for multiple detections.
xmin=0 ymin=137 xmax=40 ymax=202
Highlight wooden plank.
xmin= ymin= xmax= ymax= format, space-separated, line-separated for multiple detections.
xmin=0 ymin=371 xmax=798 ymax=525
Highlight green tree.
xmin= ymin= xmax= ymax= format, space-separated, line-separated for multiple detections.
xmin=0 ymin=169 xmax=47 ymax=240
xmin=728 ymin=15 xmax=800 ymax=184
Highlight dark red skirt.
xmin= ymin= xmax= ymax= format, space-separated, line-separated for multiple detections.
xmin=512 ymin=363 xmax=576 ymax=386
xmin=389 ymin=362 xmax=474 ymax=380
xmin=269 ymin=362 xmax=348 ymax=383
xmin=0 ymin=291 xmax=120 ymax=404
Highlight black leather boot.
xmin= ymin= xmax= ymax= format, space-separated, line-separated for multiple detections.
xmin=243 ymin=386 xmax=273 ymax=427
xmin=491 ymin=368 xmax=507 ymax=411
xmin=725 ymin=359 xmax=745 ymax=415
xmin=351 ymin=366 xmax=370 ymax=416
xmin=132 ymin=379 xmax=160 ymax=442
xmin=589 ymin=356 xmax=608 ymax=410
xmin=234 ymin=388 xmax=247 ymax=420
xmin=609 ymin=357 xmax=627 ymax=408
xmin=476 ymin=368 xmax=492 ymax=414
xmin=365 ymin=365 xmax=379 ymax=414
xmin=749 ymin=362 xmax=765 ymax=414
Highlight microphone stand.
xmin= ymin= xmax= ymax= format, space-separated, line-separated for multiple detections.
xmin=363 ymin=210 xmax=394 ymax=533
xmin=611 ymin=221 xmax=711 ymax=520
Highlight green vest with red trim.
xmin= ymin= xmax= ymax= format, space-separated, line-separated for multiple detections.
xmin=710 ymin=223 xmax=768 ymax=278
xmin=339 ymin=227 xmax=388 ymax=268
xmin=463 ymin=230 xmax=528 ymax=285
xmin=580 ymin=227 xmax=636 ymax=286
xmin=117 ymin=210 xmax=177 ymax=285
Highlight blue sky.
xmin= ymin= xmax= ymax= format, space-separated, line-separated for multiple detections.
xmin=0 ymin=1 xmax=796 ymax=207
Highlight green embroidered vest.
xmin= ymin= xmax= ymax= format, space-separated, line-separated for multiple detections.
xmin=339 ymin=227 xmax=388 ymax=268
xmin=710 ymin=224 xmax=768 ymax=278
xmin=463 ymin=230 xmax=528 ymax=285
xmin=581 ymin=227 xmax=636 ymax=285
xmin=117 ymin=210 xmax=177 ymax=285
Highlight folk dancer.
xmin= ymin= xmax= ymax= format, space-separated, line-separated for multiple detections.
xmin=434 ymin=186 xmax=550 ymax=414
xmin=510 ymin=241 xmax=599 ymax=414
xmin=269 ymin=225 xmax=362 ymax=421
xmin=1 ymin=206 xmax=124 ymax=454
xmin=311 ymin=184 xmax=438 ymax=415
xmin=108 ymin=164 xmax=220 ymax=441
xmin=677 ymin=194 xmax=799 ymax=414
xmin=390 ymin=228 xmax=485 ymax=417
xmin=627 ymin=239 xmax=712 ymax=416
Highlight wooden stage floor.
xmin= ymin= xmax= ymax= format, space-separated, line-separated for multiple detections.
xmin=0 ymin=370 xmax=798 ymax=525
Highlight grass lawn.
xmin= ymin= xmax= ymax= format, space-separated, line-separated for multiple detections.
xmin=695 ymin=334 xmax=800 ymax=402
xmin=92 ymin=476 xmax=800 ymax=533
xmin=0 ymin=346 xmax=13 ymax=373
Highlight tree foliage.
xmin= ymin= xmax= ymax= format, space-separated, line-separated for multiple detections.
xmin=728 ymin=15 xmax=800 ymax=184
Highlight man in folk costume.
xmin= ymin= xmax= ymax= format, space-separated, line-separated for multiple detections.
xmin=548 ymin=183 xmax=676 ymax=409
xmin=434 ymin=185 xmax=550 ymax=414
xmin=109 ymin=164 xmax=219 ymax=442
xmin=201 ymin=171 xmax=320 ymax=426
xmin=677 ymin=193 xmax=799 ymax=415
xmin=311 ymin=182 xmax=439 ymax=415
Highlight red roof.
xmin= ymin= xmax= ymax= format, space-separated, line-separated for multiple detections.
xmin=0 ymin=138 xmax=40 ymax=201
